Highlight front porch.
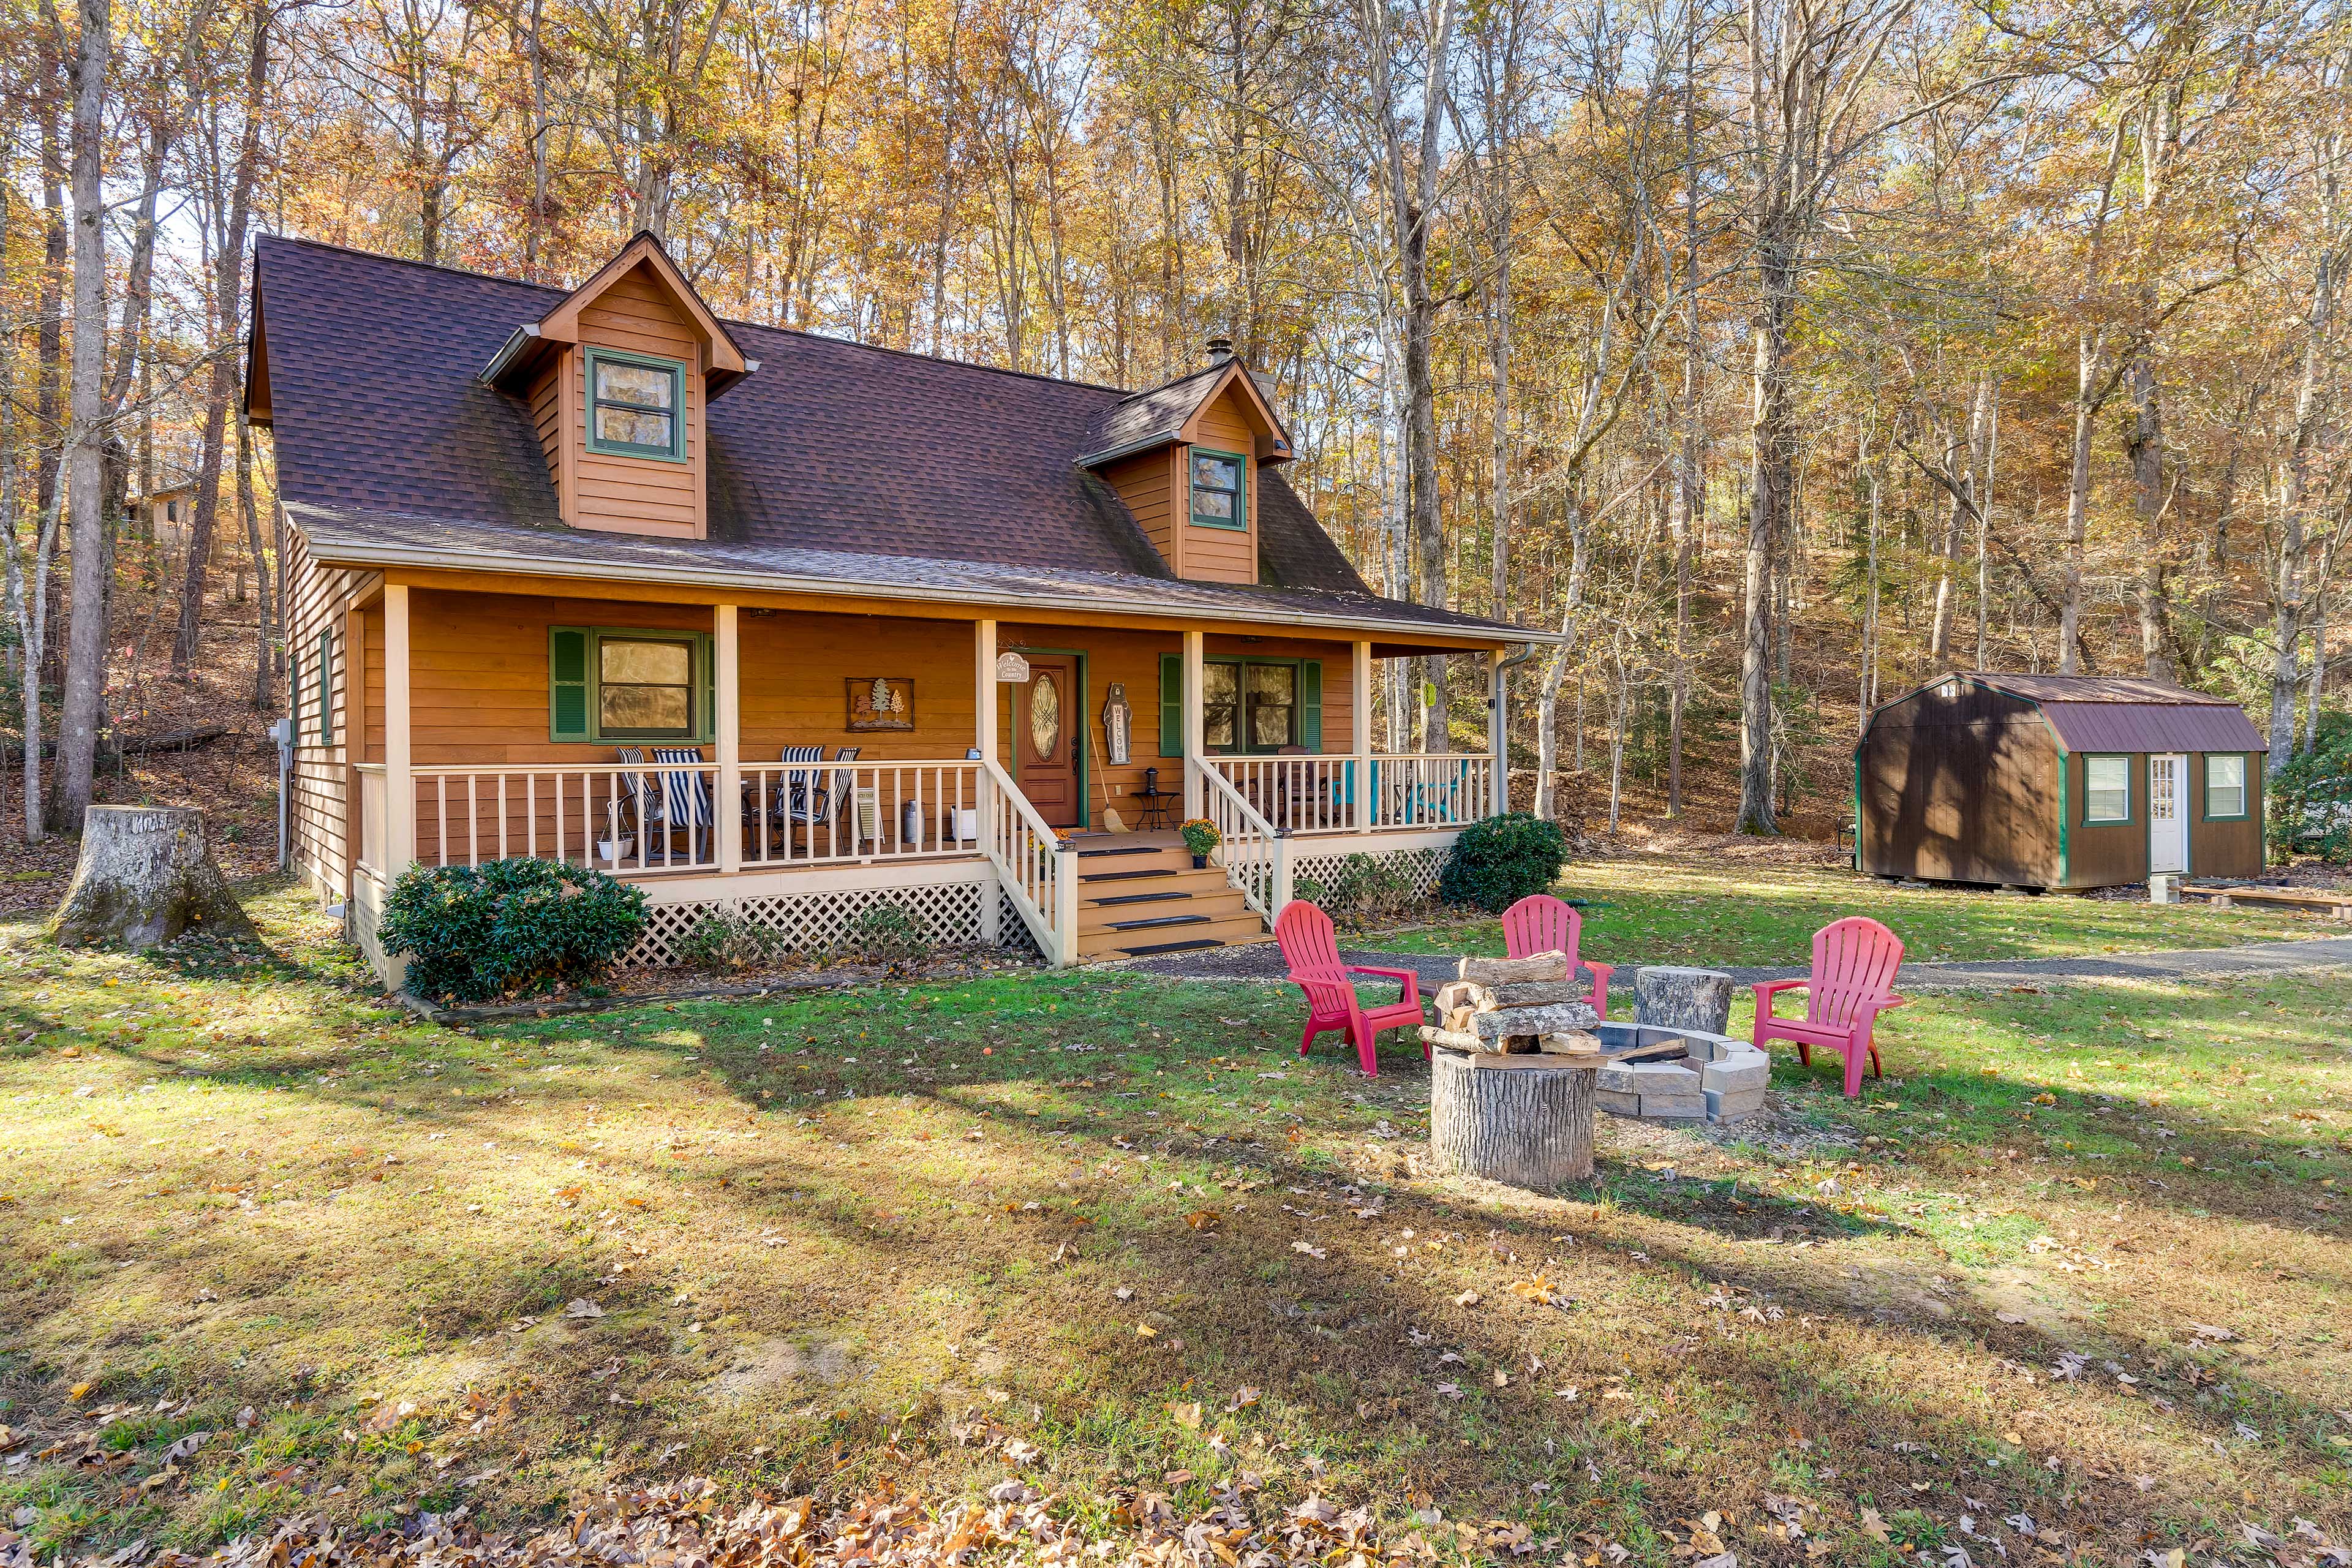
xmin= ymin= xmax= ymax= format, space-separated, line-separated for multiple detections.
xmin=333 ymin=581 xmax=1512 ymax=977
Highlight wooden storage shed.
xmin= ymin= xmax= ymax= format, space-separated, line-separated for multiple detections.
xmin=1856 ymin=674 xmax=2267 ymax=890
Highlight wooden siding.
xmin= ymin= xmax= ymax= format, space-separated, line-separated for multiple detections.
xmin=2062 ymin=750 xmax=2149 ymax=888
xmin=1182 ymin=384 xmax=1260 ymax=585
xmin=551 ymin=262 xmax=707 ymax=540
xmin=1102 ymin=448 xmax=1177 ymax=568
xmin=391 ymin=592 xmax=1360 ymax=834
xmin=2188 ymin=750 xmax=2264 ymax=877
xmin=281 ymin=527 xmax=368 ymax=905
xmin=1858 ymin=682 xmax=2060 ymax=886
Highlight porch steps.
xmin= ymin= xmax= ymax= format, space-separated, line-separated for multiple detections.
xmin=1065 ymin=832 xmax=1272 ymax=960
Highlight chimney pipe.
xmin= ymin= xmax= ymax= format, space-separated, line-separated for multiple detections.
xmin=1206 ymin=334 xmax=1235 ymax=364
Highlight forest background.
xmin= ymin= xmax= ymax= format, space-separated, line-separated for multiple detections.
xmin=1 ymin=0 xmax=2347 ymax=850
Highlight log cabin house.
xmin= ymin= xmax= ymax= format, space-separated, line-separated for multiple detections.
xmin=249 ymin=232 xmax=1549 ymax=982
xmin=1855 ymin=673 xmax=2267 ymax=890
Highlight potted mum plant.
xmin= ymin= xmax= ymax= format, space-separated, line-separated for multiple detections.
xmin=1179 ymin=817 xmax=1221 ymax=868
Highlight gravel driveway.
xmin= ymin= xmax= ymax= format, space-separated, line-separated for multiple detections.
xmin=1118 ymin=933 xmax=2352 ymax=990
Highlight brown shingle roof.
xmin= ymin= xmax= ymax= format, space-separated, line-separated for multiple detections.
xmin=286 ymin=500 xmax=1548 ymax=647
xmin=249 ymin=237 xmax=1375 ymax=600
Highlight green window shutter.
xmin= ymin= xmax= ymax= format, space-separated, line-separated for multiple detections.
xmin=550 ymin=626 xmax=592 ymax=742
xmin=1159 ymin=652 xmax=1183 ymax=757
xmin=1299 ymin=660 xmax=1322 ymax=750
xmin=697 ymin=633 xmax=717 ymax=744
xmin=317 ymin=628 xmax=334 ymax=745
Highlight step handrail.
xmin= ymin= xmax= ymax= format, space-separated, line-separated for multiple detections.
xmin=1193 ymin=758 xmax=1291 ymax=923
xmin=979 ymin=756 xmax=1076 ymax=965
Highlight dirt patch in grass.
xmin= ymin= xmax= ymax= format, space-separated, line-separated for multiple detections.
xmin=2 ymin=883 xmax=2348 ymax=1567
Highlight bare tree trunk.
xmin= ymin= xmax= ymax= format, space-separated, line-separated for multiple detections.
xmin=1532 ymin=502 xmax=1590 ymax=821
xmin=55 ymin=0 xmax=113 ymax=833
xmin=1736 ymin=244 xmax=1794 ymax=834
xmin=2271 ymin=116 xmax=2345 ymax=757
xmin=2125 ymin=352 xmax=2176 ymax=682
xmin=1667 ymin=16 xmax=1700 ymax=816
xmin=172 ymin=0 xmax=265 ymax=677
xmin=2057 ymin=329 xmax=2104 ymax=676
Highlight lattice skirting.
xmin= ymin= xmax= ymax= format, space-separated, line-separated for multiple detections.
xmin=623 ymin=875 xmax=1008 ymax=967
xmin=1289 ymin=843 xmax=1451 ymax=902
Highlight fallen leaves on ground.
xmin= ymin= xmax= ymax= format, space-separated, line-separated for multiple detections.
xmin=0 ymin=1476 xmax=1436 ymax=1568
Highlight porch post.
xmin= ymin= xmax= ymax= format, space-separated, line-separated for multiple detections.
xmin=384 ymin=582 xmax=414 ymax=875
xmin=1489 ymin=647 xmax=1508 ymax=818
xmin=975 ymin=619 xmax=1001 ymax=943
xmin=715 ymin=605 xmax=741 ymax=873
xmin=1352 ymin=640 xmax=1373 ymax=832
xmin=975 ymin=619 xmax=998 ymax=763
xmin=1182 ymin=628 xmax=1205 ymax=819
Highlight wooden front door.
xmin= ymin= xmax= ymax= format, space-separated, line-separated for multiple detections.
xmin=1014 ymin=655 xmax=1082 ymax=827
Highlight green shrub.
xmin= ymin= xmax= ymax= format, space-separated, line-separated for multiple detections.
xmin=836 ymin=903 xmax=930 ymax=963
xmin=1294 ymin=852 xmax=1420 ymax=927
xmin=1437 ymin=812 xmax=1569 ymax=912
xmin=379 ymin=858 xmax=647 ymax=1000
xmin=677 ymin=910 xmax=786 ymax=973
xmin=2268 ymin=710 xmax=2352 ymax=863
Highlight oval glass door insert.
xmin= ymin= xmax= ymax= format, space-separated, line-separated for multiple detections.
xmin=1029 ymin=673 xmax=1062 ymax=760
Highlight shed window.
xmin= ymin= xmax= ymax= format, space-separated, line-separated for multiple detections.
xmin=586 ymin=350 xmax=685 ymax=461
xmin=2084 ymin=755 xmax=2131 ymax=823
xmin=2204 ymin=753 xmax=2247 ymax=818
xmin=1190 ymin=450 xmax=1245 ymax=530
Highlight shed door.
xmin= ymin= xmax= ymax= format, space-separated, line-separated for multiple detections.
xmin=2149 ymin=753 xmax=2187 ymax=875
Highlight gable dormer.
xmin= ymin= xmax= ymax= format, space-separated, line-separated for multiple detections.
xmin=482 ymin=233 xmax=752 ymax=540
xmin=1079 ymin=341 xmax=1294 ymax=586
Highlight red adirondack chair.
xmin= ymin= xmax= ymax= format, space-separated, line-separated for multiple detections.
xmin=1275 ymin=900 xmax=1427 ymax=1076
xmin=1499 ymin=893 xmax=1615 ymax=1017
xmin=1751 ymin=915 xmax=1909 ymax=1096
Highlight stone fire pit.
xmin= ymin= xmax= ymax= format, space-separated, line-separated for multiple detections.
xmin=1585 ymin=1022 xmax=1768 ymax=1124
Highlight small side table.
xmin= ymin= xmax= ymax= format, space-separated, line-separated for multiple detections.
xmin=1132 ymin=786 xmax=1175 ymax=831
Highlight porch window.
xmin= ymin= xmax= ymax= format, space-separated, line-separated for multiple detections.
xmin=1190 ymin=450 xmax=1245 ymax=530
xmin=2204 ymin=753 xmax=2247 ymax=818
xmin=2084 ymin=755 xmax=2130 ymax=823
xmin=1161 ymin=654 xmax=1321 ymax=756
xmin=549 ymin=626 xmax=715 ymax=744
xmin=586 ymin=349 xmax=685 ymax=461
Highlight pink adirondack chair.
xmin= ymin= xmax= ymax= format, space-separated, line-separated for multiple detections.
xmin=1275 ymin=900 xmax=1426 ymax=1076
xmin=1500 ymin=894 xmax=1615 ymax=1017
xmin=1751 ymin=916 xmax=1909 ymax=1096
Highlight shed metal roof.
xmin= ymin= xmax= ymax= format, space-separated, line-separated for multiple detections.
xmin=1887 ymin=673 xmax=2269 ymax=754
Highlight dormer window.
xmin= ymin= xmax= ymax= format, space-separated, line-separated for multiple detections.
xmin=1191 ymin=450 xmax=1245 ymax=529
xmin=587 ymin=349 xmax=685 ymax=461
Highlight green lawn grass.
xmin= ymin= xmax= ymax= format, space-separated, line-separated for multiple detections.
xmin=1368 ymin=854 xmax=2326 ymax=965
xmin=2 ymin=876 xmax=2348 ymax=1566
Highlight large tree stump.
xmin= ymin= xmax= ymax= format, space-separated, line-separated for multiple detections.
xmin=1428 ymin=1050 xmax=1597 ymax=1188
xmin=50 ymin=805 xmax=256 ymax=949
xmin=1634 ymin=966 xmax=1734 ymax=1035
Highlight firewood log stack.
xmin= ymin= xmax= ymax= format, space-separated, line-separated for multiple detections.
xmin=1417 ymin=950 xmax=1601 ymax=1057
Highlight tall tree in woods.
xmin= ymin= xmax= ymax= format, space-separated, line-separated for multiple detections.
xmin=53 ymin=0 xmax=112 ymax=831
xmin=1728 ymin=0 xmax=1923 ymax=833
xmin=1345 ymin=0 xmax=1461 ymax=752
xmin=172 ymin=0 xmax=268 ymax=680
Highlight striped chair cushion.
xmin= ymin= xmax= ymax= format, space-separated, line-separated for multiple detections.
xmin=649 ymin=747 xmax=712 ymax=826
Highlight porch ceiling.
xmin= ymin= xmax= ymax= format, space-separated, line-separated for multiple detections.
xmin=290 ymin=502 xmax=1559 ymax=649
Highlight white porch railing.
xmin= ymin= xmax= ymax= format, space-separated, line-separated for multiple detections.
xmin=355 ymin=763 xmax=387 ymax=873
xmin=404 ymin=760 xmax=997 ymax=876
xmin=409 ymin=763 xmax=723 ymax=873
xmin=980 ymin=757 xmax=1077 ymax=965
xmin=1204 ymin=753 xmax=1496 ymax=833
xmin=742 ymin=759 xmax=984 ymax=865
xmin=1196 ymin=760 xmax=1289 ymax=922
